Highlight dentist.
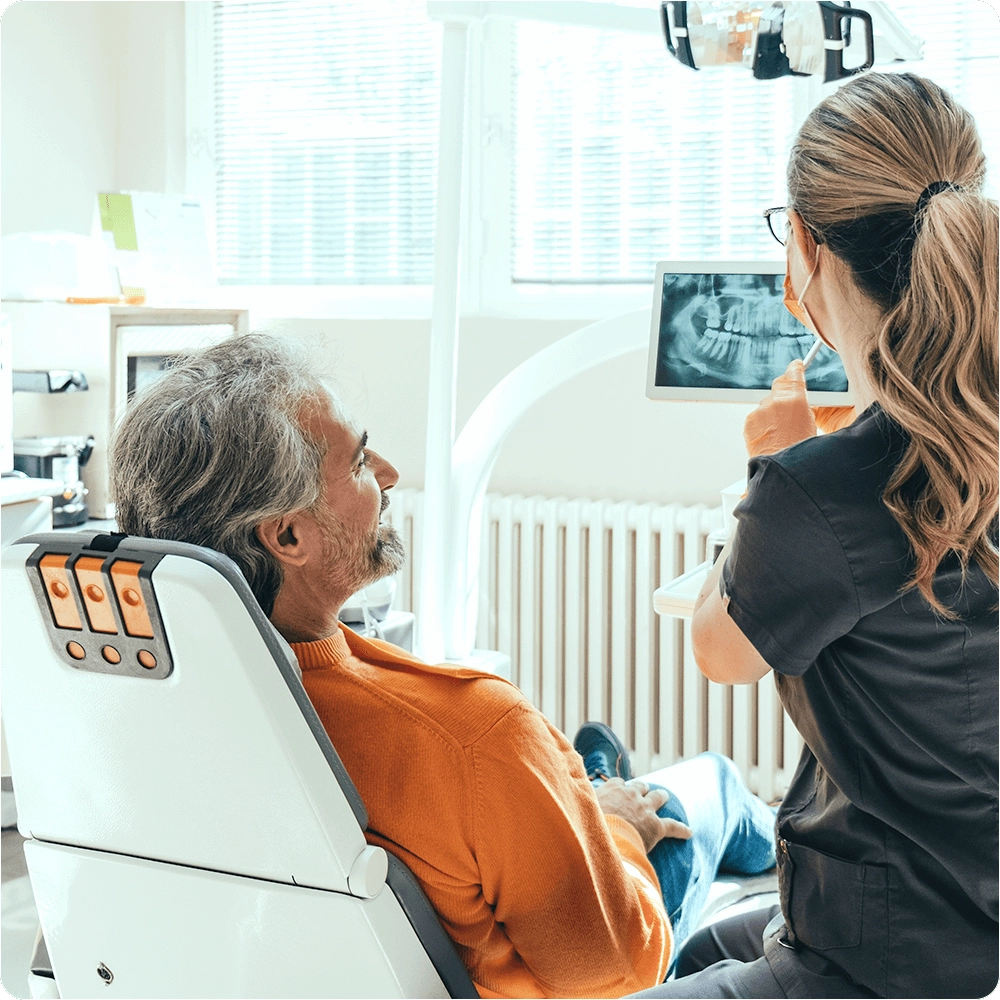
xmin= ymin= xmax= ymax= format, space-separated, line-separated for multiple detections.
xmin=635 ymin=71 xmax=998 ymax=999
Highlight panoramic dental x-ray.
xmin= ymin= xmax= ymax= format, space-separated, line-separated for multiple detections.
xmin=655 ymin=271 xmax=848 ymax=392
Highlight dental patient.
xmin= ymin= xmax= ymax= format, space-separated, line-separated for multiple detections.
xmin=110 ymin=334 xmax=776 ymax=999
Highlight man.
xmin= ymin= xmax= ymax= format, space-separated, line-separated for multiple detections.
xmin=111 ymin=334 xmax=775 ymax=999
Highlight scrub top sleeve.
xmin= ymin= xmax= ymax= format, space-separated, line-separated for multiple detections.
xmin=721 ymin=456 xmax=860 ymax=677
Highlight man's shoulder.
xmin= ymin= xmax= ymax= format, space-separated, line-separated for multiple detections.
xmin=342 ymin=629 xmax=530 ymax=748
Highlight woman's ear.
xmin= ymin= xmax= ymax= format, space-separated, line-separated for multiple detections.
xmin=257 ymin=514 xmax=311 ymax=567
xmin=788 ymin=209 xmax=820 ymax=269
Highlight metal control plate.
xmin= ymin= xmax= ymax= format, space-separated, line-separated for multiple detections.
xmin=26 ymin=534 xmax=173 ymax=679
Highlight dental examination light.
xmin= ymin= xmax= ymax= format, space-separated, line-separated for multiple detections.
xmin=661 ymin=2 xmax=922 ymax=82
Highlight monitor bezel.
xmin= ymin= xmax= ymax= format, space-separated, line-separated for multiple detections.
xmin=645 ymin=260 xmax=853 ymax=404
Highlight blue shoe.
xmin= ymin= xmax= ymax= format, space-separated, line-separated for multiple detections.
xmin=573 ymin=721 xmax=633 ymax=784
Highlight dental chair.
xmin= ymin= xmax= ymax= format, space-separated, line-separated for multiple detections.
xmin=1 ymin=531 xmax=479 ymax=999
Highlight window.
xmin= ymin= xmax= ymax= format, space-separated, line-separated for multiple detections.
xmin=200 ymin=1 xmax=999 ymax=310
xmin=881 ymin=2 xmax=999 ymax=176
xmin=512 ymin=24 xmax=796 ymax=282
xmin=212 ymin=0 xmax=440 ymax=285
xmin=509 ymin=1 xmax=999 ymax=285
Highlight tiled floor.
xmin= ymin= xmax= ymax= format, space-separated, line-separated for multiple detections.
xmin=2 ymin=827 xmax=37 ymax=1000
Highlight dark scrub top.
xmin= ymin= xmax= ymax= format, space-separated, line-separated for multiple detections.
xmin=722 ymin=404 xmax=998 ymax=999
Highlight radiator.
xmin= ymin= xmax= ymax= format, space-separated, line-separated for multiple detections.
xmin=385 ymin=487 xmax=802 ymax=801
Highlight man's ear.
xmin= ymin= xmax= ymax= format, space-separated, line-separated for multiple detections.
xmin=257 ymin=513 xmax=312 ymax=567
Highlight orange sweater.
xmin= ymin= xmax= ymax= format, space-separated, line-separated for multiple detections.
xmin=291 ymin=624 xmax=671 ymax=999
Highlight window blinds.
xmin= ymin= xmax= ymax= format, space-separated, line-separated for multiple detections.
xmin=213 ymin=0 xmax=440 ymax=285
xmin=883 ymin=1 xmax=999 ymax=180
xmin=512 ymin=2 xmax=999 ymax=284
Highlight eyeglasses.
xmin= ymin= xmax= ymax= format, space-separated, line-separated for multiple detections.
xmin=763 ymin=206 xmax=789 ymax=246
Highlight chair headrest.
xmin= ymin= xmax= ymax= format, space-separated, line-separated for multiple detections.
xmin=3 ymin=531 xmax=371 ymax=891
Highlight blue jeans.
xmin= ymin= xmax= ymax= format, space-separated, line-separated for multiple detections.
xmin=637 ymin=753 xmax=776 ymax=964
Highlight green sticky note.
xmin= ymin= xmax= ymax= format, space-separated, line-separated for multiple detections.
xmin=98 ymin=193 xmax=138 ymax=251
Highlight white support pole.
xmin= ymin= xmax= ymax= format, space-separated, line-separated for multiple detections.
xmin=418 ymin=20 xmax=469 ymax=663
xmin=442 ymin=309 xmax=651 ymax=661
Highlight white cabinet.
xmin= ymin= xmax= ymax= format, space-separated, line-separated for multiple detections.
xmin=6 ymin=303 xmax=250 ymax=517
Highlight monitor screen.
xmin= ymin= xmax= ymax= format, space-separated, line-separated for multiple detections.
xmin=127 ymin=354 xmax=180 ymax=401
xmin=651 ymin=269 xmax=849 ymax=397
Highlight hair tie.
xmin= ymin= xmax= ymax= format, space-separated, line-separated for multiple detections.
xmin=915 ymin=180 xmax=961 ymax=218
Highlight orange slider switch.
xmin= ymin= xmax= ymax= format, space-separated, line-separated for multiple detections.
xmin=73 ymin=557 xmax=118 ymax=634
xmin=38 ymin=555 xmax=83 ymax=630
xmin=109 ymin=561 xmax=154 ymax=638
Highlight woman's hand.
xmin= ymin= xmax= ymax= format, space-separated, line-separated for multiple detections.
xmin=594 ymin=778 xmax=692 ymax=853
xmin=744 ymin=359 xmax=817 ymax=457
xmin=813 ymin=406 xmax=857 ymax=433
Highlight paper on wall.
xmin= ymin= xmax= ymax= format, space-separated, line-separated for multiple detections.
xmin=94 ymin=192 xmax=215 ymax=304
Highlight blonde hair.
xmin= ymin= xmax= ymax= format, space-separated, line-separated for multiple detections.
xmin=788 ymin=72 xmax=998 ymax=616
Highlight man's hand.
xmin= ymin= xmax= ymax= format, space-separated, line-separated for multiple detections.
xmin=594 ymin=778 xmax=693 ymax=854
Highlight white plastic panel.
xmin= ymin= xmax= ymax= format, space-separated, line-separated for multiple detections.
xmin=2 ymin=544 xmax=367 ymax=892
xmin=25 ymin=841 xmax=447 ymax=1000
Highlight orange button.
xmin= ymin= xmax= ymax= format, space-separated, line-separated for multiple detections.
xmin=101 ymin=646 xmax=121 ymax=664
xmin=109 ymin=561 xmax=154 ymax=638
xmin=66 ymin=641 xmax=86 ymax=660
xmin=74 ymin=557 xmax=118 ymax=634
xmin=38 ymin=555 xmax=82 ymax=630
xmin=137 ymin=650 xmax=157 ymax=669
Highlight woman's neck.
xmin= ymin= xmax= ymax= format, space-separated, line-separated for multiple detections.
xmin=836 ymin=338 xmax=879 ymax=414
xmin=809 ymin=256 xmax=882 ymax=413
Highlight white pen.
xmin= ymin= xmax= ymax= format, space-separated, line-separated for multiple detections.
xmin=802 ymin=336 xmax=824 ymax=370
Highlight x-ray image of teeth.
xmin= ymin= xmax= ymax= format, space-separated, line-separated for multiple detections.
xmin=655 ymin=272 xmax=849 ymax=392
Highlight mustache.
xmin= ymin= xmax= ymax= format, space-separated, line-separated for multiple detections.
xmin=380 ymin=492 xmax=391 ymax=515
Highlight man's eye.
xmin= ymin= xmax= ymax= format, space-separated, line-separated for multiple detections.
xmin=357 ymin=451 xmax=368 ymax=469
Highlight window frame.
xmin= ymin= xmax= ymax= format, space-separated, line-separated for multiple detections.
xmin=187 ymin=4 xmax=667 ymax=319
xmin=470 ymin=16 xmax=658 ymax=319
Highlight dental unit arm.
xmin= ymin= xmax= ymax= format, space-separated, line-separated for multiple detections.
xmin=653 ymin=479 xmax=743 ymax=619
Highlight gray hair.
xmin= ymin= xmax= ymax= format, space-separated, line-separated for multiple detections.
xmin=111 ymin=334 xmax=329 ymax=616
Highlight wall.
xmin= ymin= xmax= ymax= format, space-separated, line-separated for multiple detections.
xmin=1 ymin=1 xmax=119 ymax=235
xmin=262 ymin=316 xmax=753 ymax=505
xmin=114 ymin=2 xmax=187 ymax=195
xmin=0 ymin=0 xmax=186 ymax=237
xmin=1 ymin=1 xmax=751 ymax=507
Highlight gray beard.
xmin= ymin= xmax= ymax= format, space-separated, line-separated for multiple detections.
xmin=367 ymin=523 xmax=405 ymax=582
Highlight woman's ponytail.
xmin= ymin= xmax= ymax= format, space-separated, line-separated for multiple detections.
xmin=788 ymin=72 xmax=999 ymax=616
xmin=872 ymin=189 xmax=999 ymax=615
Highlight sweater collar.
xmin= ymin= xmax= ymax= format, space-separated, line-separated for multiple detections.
xmin=289 ymin=624 xmax=352 ymax=670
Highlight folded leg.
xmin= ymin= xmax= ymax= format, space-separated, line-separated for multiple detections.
xmin=629 ymin=910 xmax=876 ymax=999
xmin=639 ymin=753 xmax=776 ymax=951
xmin=675 ymin=904 xmax=779 ymax=977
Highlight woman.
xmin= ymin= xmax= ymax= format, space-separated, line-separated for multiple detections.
xmin=635 ymin=72 xmax=998 ymax=999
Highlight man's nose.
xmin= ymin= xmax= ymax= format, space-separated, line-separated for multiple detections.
xmin=370 ymin=450 xmax=399 ymax=491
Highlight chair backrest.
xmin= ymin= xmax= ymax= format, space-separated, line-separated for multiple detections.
xmin=2 ymin=532 xmax=478 ymax=999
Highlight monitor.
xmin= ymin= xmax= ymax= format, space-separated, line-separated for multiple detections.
xmin=645 ymin=261 xmax=852 ymax=404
